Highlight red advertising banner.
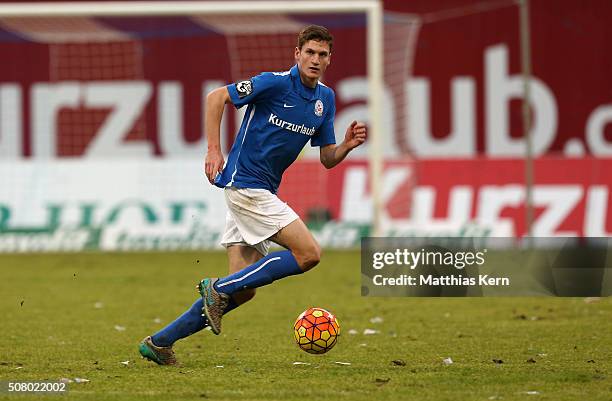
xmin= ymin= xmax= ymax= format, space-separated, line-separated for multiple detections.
xmin=0 ymin=0 xmax=609 ymax=159
xmin=385 ymin=0 xmax=612 ymax=158
xmin=280 ymin=157 xmax=612 ymax=238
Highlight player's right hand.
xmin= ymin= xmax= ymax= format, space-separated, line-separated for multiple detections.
xmin=204 ymin=149 xmax=225 ymax=184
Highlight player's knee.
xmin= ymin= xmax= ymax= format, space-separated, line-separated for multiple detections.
xmin=296 ymin=243 xmax=322 ymax=271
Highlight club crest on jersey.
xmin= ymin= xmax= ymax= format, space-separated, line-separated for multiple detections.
xmin=314 ymin=99 xmax=324 ymax=117
xmin=236 ymin=80 xmax=253 ymax=98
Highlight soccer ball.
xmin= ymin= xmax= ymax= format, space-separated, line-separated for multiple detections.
xmin=293 ymin=307 xmax=340 ymax=354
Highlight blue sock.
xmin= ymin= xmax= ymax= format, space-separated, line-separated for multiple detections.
xmin=151 ymin=251 xmax=301 ymax=347
xmin=151 ymin=296 xmax=242 ymax=347
xmin=214 ymin=250 xmax=302 ymax=296
xmin=151 ymin=299 xmax=207 ymax=347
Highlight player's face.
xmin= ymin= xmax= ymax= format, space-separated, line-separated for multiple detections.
xmin=295 ymin=40 xmax=331 ymax=88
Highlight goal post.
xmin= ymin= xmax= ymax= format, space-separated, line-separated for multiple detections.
xmin=0 ymin=0 xmax=385 ymax=236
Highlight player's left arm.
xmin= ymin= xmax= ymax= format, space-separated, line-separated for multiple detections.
xmin=319 ymin=120 xmax=367 ymax=169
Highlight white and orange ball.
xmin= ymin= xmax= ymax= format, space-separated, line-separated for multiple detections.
xmin=293 ymin=307 xmax=340 ymax=354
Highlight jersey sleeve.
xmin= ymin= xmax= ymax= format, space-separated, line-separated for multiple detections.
xmin=311 ymin=92 xmax=337 ymax=147
xmin=227 ymin=72 xmax=284 ymax=109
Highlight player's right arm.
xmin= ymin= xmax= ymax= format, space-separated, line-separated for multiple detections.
xmin=205 ymin=73 xmax=284 ymax=183
xmin=204 ymin=86 xmax=232 ymax=184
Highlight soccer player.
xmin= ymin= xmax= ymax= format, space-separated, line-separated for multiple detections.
xmin=139 ymin=25 xmax=366 ymax=365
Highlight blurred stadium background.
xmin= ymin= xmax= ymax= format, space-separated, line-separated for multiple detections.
xmin=0 ymin=0 xmax=610 ymax=253
xmin=1 ymin=4 xmax=610 ymax=398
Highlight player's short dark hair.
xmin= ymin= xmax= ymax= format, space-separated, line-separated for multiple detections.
xmin=297 ymin=25 xmax=333 ymax=52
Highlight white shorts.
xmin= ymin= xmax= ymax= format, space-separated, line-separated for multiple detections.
xmin=220 ymin=187 xmax=299 ymax=256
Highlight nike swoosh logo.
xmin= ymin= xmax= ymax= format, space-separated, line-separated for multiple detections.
xmin=283 ymin=104 xmax=296 ymax=108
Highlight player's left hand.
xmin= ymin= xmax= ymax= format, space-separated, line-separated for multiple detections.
xmin=344 ymin=120 xmax=367 ymax=149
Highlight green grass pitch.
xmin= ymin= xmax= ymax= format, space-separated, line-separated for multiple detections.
xmin=1 ymin=251 xmax=610 ymax=400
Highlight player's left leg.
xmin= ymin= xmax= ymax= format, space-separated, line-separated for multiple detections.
xmin=269 ymin=218 xmax=321 ymax=272
xmin=199 ymin=189 xmax=316 ymax=334
xmin=199 ymin=218 xmax=321 ymax=334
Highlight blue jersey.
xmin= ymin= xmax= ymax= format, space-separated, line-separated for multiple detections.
xmin=215 ymin=65 xmax=336 ymax=194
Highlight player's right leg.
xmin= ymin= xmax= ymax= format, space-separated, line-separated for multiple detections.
xmin=223 ymin=244 xmax=265 ymax=312
xmin=139 ymin=247 xmax=262 ymax=365
xmin=140 ymin=216 xmax=264 ymax=364
xmin=138 ymin=336 xmax=178 ymax=366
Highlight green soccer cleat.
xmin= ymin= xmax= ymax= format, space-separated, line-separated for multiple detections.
xmin=138 ymin=336 xmax=178 ymax=366
xmin=197 ymin=278 xmax=229 ymax=335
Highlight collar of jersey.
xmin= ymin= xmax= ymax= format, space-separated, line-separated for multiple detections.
xmin=290 ymin=65 xmax=319 ymax=101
